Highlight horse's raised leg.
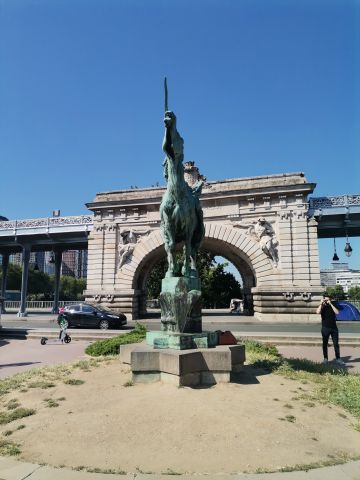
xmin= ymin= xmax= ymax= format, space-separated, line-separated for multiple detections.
xmin=181 ymin=239 xmax=191 ymax=277
xmin=165 ymin=241 xmax=176 ymax=277
xmin=162 ymin=211 xmax=176 ymax=277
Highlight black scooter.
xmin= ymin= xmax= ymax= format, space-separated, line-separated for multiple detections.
xmin=40 ymin=333 xmax=71 ymax=345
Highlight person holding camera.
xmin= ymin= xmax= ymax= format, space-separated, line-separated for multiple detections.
xmin=316 ymin=295 xmax=345 ymax=365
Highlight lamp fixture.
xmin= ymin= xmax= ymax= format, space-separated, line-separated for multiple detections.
xmin=344 ymin=231 xmax=353 ymax=258
xmin=48 ymin=251 xmax=55 ymax=264
xmin=332 ymin=238 xmax=339 ymax=262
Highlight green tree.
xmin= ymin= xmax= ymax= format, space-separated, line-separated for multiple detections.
xmin=28 ymin=268 xmax=54 ymax=297
xmin=324 ymin=285 xmax=346 ymax=300
xmin=146 ymin=250 xmax=242 ymax=308
xmin=348 ymin=286 xmax=360 ymax=300
xmin=60 ymin=276 xmax=86 ymax=300
xmin=201 ymin=262 xmax=242 ymax=308
xmin=0 ymin=263 xmax=22 ymax=290
xmin=1 ymin=263 xmax=86 ymax=300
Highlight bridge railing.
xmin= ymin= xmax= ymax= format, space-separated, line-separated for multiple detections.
xmin=3 ymin=300 xmax=79 ymax=310
xmin=309 ymin=195 xmax=360 ymax=210
xmin=0 ymin=215 xmax=93 ymax=232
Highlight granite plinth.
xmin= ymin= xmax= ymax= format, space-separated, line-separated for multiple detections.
xmin=146 ymin=330 xmax=219 ymax=350
xmin=120 ymin=343 xmax=246 ymax=386
xmin=160 ymin=276 xmax=202 ymax=334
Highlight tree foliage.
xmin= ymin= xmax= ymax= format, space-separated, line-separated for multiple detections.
xmin=348 ymin=286 xmax=360 ymax=300
xmin=59 ymin=276 xmax=86 ymax=300
xmin=0 ymin=263 xmax=86 ymax=300
xmin=146 ymin=250 xmax=242 ymax=308
xmin=323 ymin=285 xmax=346 ymax=300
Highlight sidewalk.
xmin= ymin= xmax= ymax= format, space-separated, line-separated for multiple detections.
xmin=0 ymin=457 xmax=360 ymax=479
xmin=277 ymin=345 xmax=360 ymax=373
xmin=1 ymin=337 xmax=359 ymax=379
xmin=0 ymin=338 xmax=90 ymax=379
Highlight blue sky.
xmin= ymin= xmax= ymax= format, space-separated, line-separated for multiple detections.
xmin=0 ymin=0 xmax=359 ymax=269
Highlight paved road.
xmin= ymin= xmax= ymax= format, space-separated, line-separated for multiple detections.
xmin=2 ymin=312 xmax=360 ymax=333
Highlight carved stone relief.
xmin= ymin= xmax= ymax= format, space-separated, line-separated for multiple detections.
xmin=118 ymin=228 xmax=150 ymax=270
xmin=234 ymin=217 xmax=279 ymax=267
xmin=283 ymin=292 xmax=312 ymax=302
xmin=92 ymin=294 xmax=114 ymax=303
xmin=283 ymin=292 xmax=295 ymax=302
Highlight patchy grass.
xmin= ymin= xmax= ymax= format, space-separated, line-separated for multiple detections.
xmin=44 ymin=399 xmax=60 ymax=408
xmin=6 ymin=398 xmax=20 ymax=410
xmin=73 ymin=466 xmax=127 ymax=474
xmin=0 ymin=408 xmax=36 ymax=425
xmin=279 ymin=415 xmax=296 ymax=423
xmin=72 ymin=358 xmax=106 ymax=371
xmin=354 ymin=423 xmax=360 ymax=432
xmin=284 ymin=415 xmax=296 ymax=423
xmin=0 ymin=359 xmax=109 ymax=398
xmin=253 ymin=452 xmax=359 ymax=474
xmin=85 ymin=323 xmax=147 ymax=357
xmin=64 ymin=379 xmax=85 ymax=386
xmin=163 ymin=468 xmax=183 ymax=475
xmin=29 ymin=381 xmax=56 ymax=389
xmin=123 ymin=380 xmax=134 ymax=387
xmin=0 ymin=439 xmax=21 ymax=456
xmin=240 ymin=338 xmax=360 ymax=424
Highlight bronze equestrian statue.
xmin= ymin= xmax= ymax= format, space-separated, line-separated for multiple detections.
xmin=160 ymin=80 xmax=204 ymax=279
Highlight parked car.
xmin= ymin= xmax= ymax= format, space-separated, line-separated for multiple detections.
xmin=58 ymin=303 xmax=127 ymax=330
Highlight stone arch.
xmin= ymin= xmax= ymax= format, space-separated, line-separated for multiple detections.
xmin=117 ymin=223 xmax=273 ymax=316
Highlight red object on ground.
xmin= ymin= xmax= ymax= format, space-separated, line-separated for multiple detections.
xmin=218 ymin=331 xmax=237 ymax=345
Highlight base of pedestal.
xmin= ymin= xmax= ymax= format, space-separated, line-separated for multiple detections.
xmin=146 ymin=330 xmax=219 ymax=350
xmin=120 ymin=343 xmax=246 ymax=387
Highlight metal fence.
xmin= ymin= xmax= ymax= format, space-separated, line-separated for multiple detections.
xmin=4 ymin=300 xmax=77 ymax=310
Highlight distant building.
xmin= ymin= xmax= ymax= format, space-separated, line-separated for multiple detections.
xmin=62 ymin=250 xmax=77 ymax=277
xmin=9 ymin=252 xmax=22 ymax=266
xmin=7 ymin=250 xmax=87 ymax=278
xmin=320 ymin=262 xmax=360 ymax=293
xmin=61 ymin=250 xmax=88 ymax=278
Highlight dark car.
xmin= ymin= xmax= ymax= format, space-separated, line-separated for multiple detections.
xmin=59 ymin=303 xmax=127 ymax=330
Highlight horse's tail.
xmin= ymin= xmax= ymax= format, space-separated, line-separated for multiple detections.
xmin=191 ymin=207 xmax=205 ymax=254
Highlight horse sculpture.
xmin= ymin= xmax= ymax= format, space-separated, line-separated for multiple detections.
xmin=160 ymin=109 xmax=205 ymax=278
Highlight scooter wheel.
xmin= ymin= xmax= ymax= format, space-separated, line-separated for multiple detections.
xmin=64 ymin=335 xmax=71 ymax=344
xmin=40 ymin=338 xmax=47 ymax=345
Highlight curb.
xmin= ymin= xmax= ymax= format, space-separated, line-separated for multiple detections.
xmin=0 ymin=457 xmax=360 ymax=479
xmin=2 ymin=328 xmax=360 ymax=346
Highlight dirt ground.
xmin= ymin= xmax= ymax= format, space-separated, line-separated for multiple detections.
xmin=1 ymin=361 xmax=360 ymax=475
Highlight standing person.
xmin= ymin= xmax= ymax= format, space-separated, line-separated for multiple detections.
xmin=58 ymin=314 xmax=67 ymax=344
xmin=316 ymin=295 xmax=345 ymax=365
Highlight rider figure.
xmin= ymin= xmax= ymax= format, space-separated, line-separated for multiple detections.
xmin=58 ymin=314 xmax=67 ymax=344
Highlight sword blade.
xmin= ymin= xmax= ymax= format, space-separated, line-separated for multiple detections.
xmin=164 ymin=77 xmax=168 ymax=112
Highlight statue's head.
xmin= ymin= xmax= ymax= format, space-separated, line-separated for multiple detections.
xmin=164 ymin=111 xmax=176 ymax=129
xmin=258 ymin=217 xmax=266 ymax=224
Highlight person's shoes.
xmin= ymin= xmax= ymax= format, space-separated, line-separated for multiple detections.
xmin=335 ymin=358 xmax=346 ymax=366
xmin=322 ymin=359 xmax=329 ymax=365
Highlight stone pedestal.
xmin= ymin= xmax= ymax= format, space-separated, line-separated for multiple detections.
xmin=146 ymin=330 xmax=219 ymax=350
xmin=120 ymin=343 xmax=246 ymax=387
xmin=160 ymin=276 xmax=202 ymax=334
